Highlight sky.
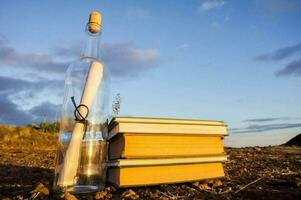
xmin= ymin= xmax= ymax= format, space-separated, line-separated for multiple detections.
xmin=0 ymin=0 xmax=301 ymax=147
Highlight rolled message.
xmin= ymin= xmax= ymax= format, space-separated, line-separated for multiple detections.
xmin=58 ymin=61 xmax=104 ymax=186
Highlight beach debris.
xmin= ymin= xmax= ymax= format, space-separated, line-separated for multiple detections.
xmin=121 ymin=189 xmax=139 ymax=200
xmin=30 ymin=182 xmax=49 ymax=199
xmin=63 ymin=192 xmax=78 ymax=200
xmin=95 ymin=190 xmax=108 ymax=199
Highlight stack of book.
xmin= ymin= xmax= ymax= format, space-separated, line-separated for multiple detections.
xmin=107 ymin=117 xmax=228 ymax=187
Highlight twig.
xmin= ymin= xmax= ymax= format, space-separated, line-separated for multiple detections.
xmin=208 ymin=188 xmax=233 ymax=194
xmin=235 ymin=177 xmax=264 ymax=194
xmin=218 ymin=189 xmax=233 ymax=194
xmin=30 ymin=191 xmax=40 ymax=199
xmin=200 ymin=187 xmax=232 ymax=195
xmin=159 ymin=191 xmax=176 ymax=199
xmin=159 ymin=191 xmax=189 ymax=200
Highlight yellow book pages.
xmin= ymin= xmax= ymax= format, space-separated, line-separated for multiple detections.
xmin=107 ymin=162 xmax=224 ymax=187
xmin=109 ymin=123 xmax=227 ymax=139
xmin=109 ymin=134 xmax=225 ymax=159
xmin=112 ymin=117 xmax=225 ymax=126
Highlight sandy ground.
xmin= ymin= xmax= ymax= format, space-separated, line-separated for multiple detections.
xmin=0 ymin=137 xmax=300 ymax=199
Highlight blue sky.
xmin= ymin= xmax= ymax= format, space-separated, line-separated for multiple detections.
xmin=0 ymin=0 xmax=301 ymax=146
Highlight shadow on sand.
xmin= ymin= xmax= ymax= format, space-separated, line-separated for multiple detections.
xmin=0 ymin=164 xmax=54 ymax=197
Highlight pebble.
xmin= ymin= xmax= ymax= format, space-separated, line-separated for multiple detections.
xmin=30 ymin=182 xmax=49 ymax=198
xmin=121 ymin=189 xmax=139 ymax=200
xmin=94 ymin=191 xmax=107 ymax=199
xmin=64 ymin=192 xmax=78 ymax=200
xmin=253 ymin=147 xmax=262 ymax=151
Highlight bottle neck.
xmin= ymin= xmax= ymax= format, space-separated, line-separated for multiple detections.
xmin=81 ymin=28 xmax=101 ymax=59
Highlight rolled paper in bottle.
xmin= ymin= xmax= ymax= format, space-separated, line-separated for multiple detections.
xmin=58 ymin=61 xmax=104 ymax=186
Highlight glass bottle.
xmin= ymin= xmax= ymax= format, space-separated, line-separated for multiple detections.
xmin=53 ymin=11 xmax=110 ymax=194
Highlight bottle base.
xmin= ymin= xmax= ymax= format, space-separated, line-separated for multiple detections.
xmin=54 ymin=185 xmax=104 ymax=195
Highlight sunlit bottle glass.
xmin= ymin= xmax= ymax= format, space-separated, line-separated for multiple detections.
xmin=53 ymin=12 xmax=110 ymax=194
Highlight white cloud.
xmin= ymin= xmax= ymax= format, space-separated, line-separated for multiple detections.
xmin=102 ymin=42 xmax=160 ymax=77
xmin=175 ymin=44 xmax=189 ymax=51
xmin=199 ymin=1 xmax=225 ymax=12
xmin=0 ymin=37 xmax=160 ymax=78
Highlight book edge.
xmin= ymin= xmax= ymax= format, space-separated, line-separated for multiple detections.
xmin=108 ymin=124 xmax=228 ymax=140
xmin=111 ymin=116 xmax=226 ymax=125
xmin=107 ymin=155 xmax=228 ymax=167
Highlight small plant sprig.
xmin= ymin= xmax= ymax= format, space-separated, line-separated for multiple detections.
xmin=112 ymin=93 xmax=121 ymax=116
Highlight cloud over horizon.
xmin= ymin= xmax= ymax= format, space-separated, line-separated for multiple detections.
xmin=0 ymin=95 xmax=33 ymax=125
xmin=254 ymin=43 xmax=301 ymax=62
xmin=102 ymin=42 xmax=160 ymax=77
xmin=0 ymin=38 xmax=68 ymax=75
xmin=0 ymin=33 xmax=161 ymax=125
xmin=229 ymin=122 xmax=301 ymax=134
xmin=29 ymin=101 xmax=61 ymax=123
xmin=275 ymin=58 xmax=301 ymax=77
xmin=52 ymin=41 xmax=160 ymax=77
xmin=230 ymin=116 xmax=301 ymax=134
xmin=1 ymin=34 xmax=161 ymax=78
xmin=243 ymin=117 xmax=290 ymax=123
xmin=0 ymin=75 xmax=63 ymax=125
xmin=254 ymin=42 xmax=301 ymax=77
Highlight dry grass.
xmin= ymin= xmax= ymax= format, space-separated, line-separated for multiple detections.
xmin=0 ymin=125 xmax=58 ymax=150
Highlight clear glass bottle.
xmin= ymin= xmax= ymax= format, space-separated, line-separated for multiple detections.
xmin=53 ymin=11 xmax=110 ymax=194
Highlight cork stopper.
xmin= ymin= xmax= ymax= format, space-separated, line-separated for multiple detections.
xmin=88 ymin=11 xmax=101 ymax=33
